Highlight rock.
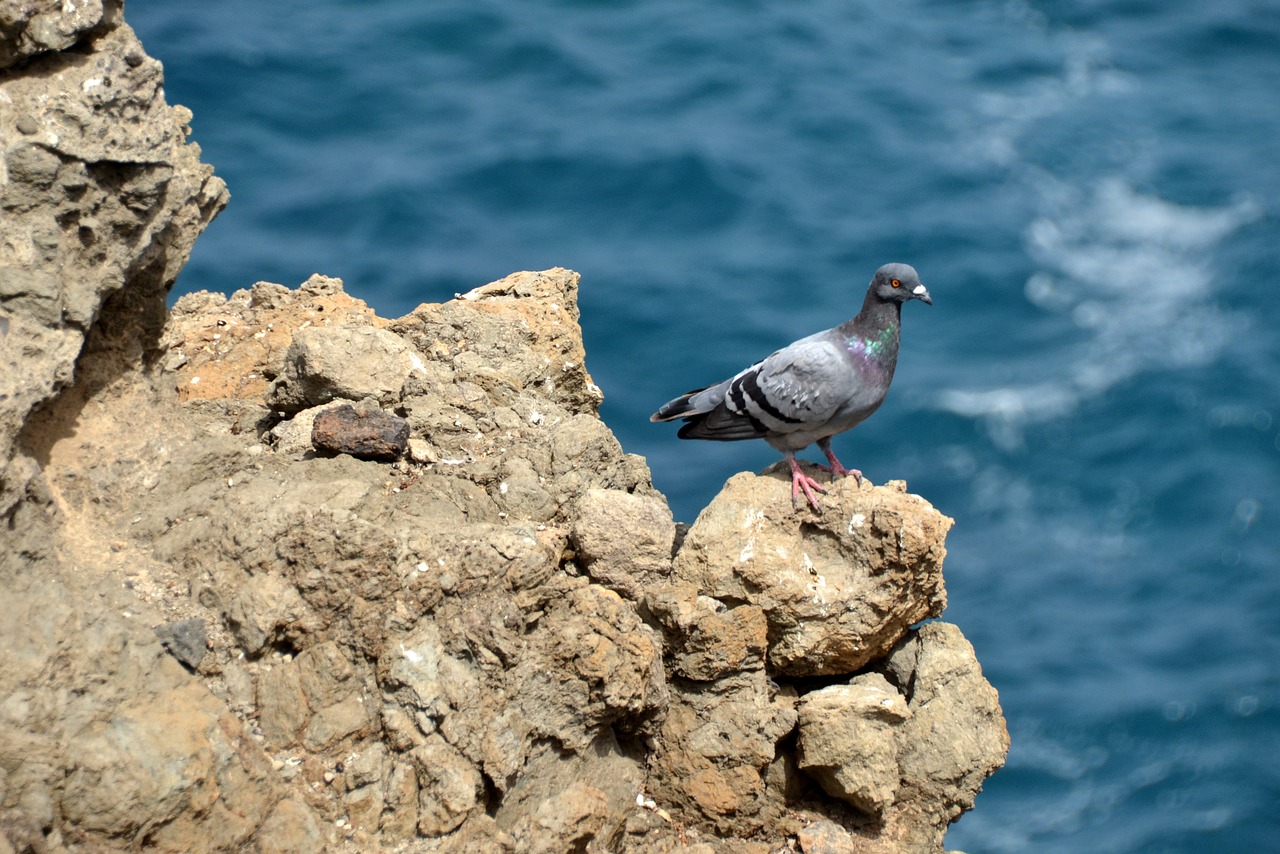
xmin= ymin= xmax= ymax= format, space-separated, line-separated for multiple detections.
xmin=571 ymin=487 xmax=676 ymax=600
xmin=508 ymin=782 xmax=610 ymax=854
xmin=796 ymin=673 xmax=912 ymax=815
xmin=153 ymin=618 xmax=209 ymax=670
xmin=878 ymin=622 xmax=1010 ymax=847
xmin=494 ymin=734 xmax=642 ymax=851
xmin=256 ymin=797 xmax=328 ymax=854
xmin=267 ymin=324 xmax=426 ymax=414
xmin=647 ymin=671 xmax=798 ymax=833
xmin=796 ymin=819 xmax=860 ymax=854
xmin=167 ymin=275 xmax=382 ymax=405
xmin=647 ymin=583 xmax=769 ymax=680
xmin=311 ymin=401 xmax=410 ymax=461
xmin=0 ymin=0 xmax=109 ymax=69
xmin=413 ymin=734 xmax=484 ymax=836
xmin=0 ymin=567 xmax=308 ymax=853
xmin=0 ymin=13 xmax=227 ymax=506
xmin=672 ymin=468 xmax=951 ymax=676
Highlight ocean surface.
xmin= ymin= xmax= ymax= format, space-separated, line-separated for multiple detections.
xmin=128 ymin=2 xmax=1280 ymax=850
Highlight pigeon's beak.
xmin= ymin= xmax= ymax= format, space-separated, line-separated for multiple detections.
xmin=913 ymin=284 xmax=932 ymax=305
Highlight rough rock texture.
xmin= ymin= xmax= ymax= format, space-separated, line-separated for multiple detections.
xmin=0 ymin=0 xmax=228 ymax=510
xmin=311 ymin=400 xmax=411 ymax=461
xmin=0 ymin=0 xmax=109 ymax=69
xmin=0 ymin=8 xmax=1008 ymax=853
xmin=674 ymin=472 xmax=951 ymax=676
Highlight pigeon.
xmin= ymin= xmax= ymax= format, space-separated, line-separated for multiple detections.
xmin=651 ymin=263 xmax=932 ymax=512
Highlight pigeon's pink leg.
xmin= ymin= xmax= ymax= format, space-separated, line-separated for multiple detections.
xmin=816 ymin=438 xmax=862 ymax=484
xmin=787 ymin=454 xmax=827 ymax=512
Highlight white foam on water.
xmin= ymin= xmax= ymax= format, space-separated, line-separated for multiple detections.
xmin=937 ymin=178 xmax=1261 ymax=448
xmin=938 ymin=24 xmax=1263 ymax=448
xmin=957 ymin=29 xmax=1133 ymax=171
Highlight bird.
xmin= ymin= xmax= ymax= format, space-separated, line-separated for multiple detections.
xmin=650 ymin=263 xmax=932 ymax=512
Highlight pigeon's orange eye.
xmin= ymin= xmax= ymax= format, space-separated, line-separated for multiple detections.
xmin=891 ymin=279 xmax=901 ymax=288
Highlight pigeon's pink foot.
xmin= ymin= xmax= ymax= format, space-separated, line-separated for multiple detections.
xmin=817 ymin=448 xmax=862 ymax=485
xmin=787 ymin=455 xmax=827 ymax=513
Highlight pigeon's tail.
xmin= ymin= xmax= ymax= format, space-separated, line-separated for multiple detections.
xmin=651 ymin=383 xmax=768 ymax=442
xmin=649 ymin=387 xmax=710 ymax=423
xmin=676 ymin=411 xmax=768 ymax=441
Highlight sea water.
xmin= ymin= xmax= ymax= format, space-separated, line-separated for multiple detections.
xmin=129 ymin=2 xmax=1280 ymax=850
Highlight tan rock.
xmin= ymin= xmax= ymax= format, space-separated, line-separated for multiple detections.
xmin=256 ymin=658 xmax=309 ymax=748
xmin=0 ymin=0 xmax=108 ymax=67
xmin=168 ymin=276 xmax=381 ymax=404
xmin=648 ymin=671 xmax=797 ymax=833
xmin=673 ymin=469 xmax=951 ymax=676
xmin=881 ymin=622 xmax=1010 ymax=841
xmin=647 ymin=583 xmax=769 ymax=680
xmin=0 ymin=15 xmax=227 ymax=505
xmin=266 ymin=324 xmax=425 ymax=413
xmin=796 ymin=673 xmax=912 ymax=815
xmin=413 ymin=735 xmax=483 ymax=837
xmin=256 ymin=797 xmax=328 ymax=854
xmin=572 ymin=487 xmax=676 ymax=599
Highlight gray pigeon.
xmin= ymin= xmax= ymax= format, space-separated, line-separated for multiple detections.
xmin=651 ymin=263 xmax=932 ymax=511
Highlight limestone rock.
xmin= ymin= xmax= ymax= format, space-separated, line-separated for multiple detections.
xmin=392 ymin=268 xmax=605 ymax=417
xmin=0 ymin=0 xmax=109 ymax=69
xmin=879 ymin=622 xmax=1010 ymax=847
xmin=647 ymin=583 xmax=769 ymax=680
xmin=0 ymin=15 xmax=227 ymax=505
xmin=647 ymin=671 xmax=798 ymax=834
xmin=167 ymin=275 xmax=381 ymax=404
xmin=784 ymin=622 xmax=1008 ymax=852
xmin=267 ymin=324 xmax=425 ymax=413
xmin=673 ymin=469 xmax=951 ymax=676
xmin=571 ymin=487 xmax=677 ymax=599
xmin=0 ymin=565 xmax=306 ymax=853
xmin=796 ymin=673 xmax=912 ymax=815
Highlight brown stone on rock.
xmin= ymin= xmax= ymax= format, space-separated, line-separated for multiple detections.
xmin=311 ymin=401 xmax=410 ymax=461
xmin=673 ymin=468 xmax=952 ymax=677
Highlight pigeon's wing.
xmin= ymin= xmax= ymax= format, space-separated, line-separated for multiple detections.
xmin=737 ymin=335 xmax=850 ymax=434
xmin=669 ymin=333 xmax=852 ymax=441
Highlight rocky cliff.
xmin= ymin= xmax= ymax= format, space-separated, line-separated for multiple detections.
xmin=0 ymin=5 xmax=1007 ymax=852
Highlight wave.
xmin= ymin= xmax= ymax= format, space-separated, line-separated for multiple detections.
xmin=936 ymin=179 xmax=1261 ymax=448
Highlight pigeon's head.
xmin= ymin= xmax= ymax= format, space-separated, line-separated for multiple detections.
xmin=871 ymin=263 xmax=932 ymax=306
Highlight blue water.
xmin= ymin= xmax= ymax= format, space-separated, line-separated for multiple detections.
xmin=129 ymin=2 xmax=1280 ymax=850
